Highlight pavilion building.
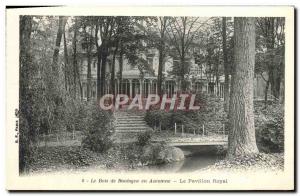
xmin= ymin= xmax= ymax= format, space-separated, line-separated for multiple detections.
xmin=78 ymin=48 xmax=269 ymax=101
xmin=78 ymin=48 xmax=228 ymax=100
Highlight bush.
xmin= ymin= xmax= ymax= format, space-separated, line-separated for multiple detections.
xmin=81 ymin=104 xmax=114 ymax=153
xmin=136 ymin=131 xmax=152 ymax=146
xmin=145 ymin=110 xmax=173 ymax=130
xmin=254 ymin=101 xmax=284 ymax=153
xmin=145 ymin=93 xmax=226 ymax=134
xmin=82 ymin=133 xmax=113 ymax=153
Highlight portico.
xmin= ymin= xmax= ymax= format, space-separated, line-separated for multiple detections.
xmin=81 ymin=66 xmax=225 ymax=101
xmin=115 ymin=67 xmax=160 ymax=99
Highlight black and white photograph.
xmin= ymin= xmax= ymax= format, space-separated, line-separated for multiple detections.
xmin=5 ymin=6 xmax=294 ymax=191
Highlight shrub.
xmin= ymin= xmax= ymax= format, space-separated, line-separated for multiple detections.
xmin=136 ymin=131 xmax=152 ymax=146
xmin=82 ymin=132 xmax=113 ymax=153
xmin=145 ymin=110 xmax=173 ymax=130
xmin=254 ymin=101 xmax=284 ymax=153
xmin=81 ymin=104 xmax=114 ymax=153
xmin=144 ymin=93 xmax=226 ymax=134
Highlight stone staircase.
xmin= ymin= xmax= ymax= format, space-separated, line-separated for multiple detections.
xmin=112 ymin=109 xmax=152 ymax=143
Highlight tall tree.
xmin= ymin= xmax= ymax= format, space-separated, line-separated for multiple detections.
xmin=19 ymin=15 xmax=34 ymax=173
xmin=227 ymin=17 xmax=259 ymax=158
xmin=47 ymin=16 xmax=67 ymax=136
xmin=114 ymin=17 xmax=150 ymax=94
xmin=222 ymin=17 xmax=230 ymax=112
xmin=166 ymin=17 xmax=206 ymax=91
xmin=71 ymin=17 xmax=83 ymax=99
xmin=82 ymin=22 xmax=94 ymax=101
xmin=140 ymin=16 xmax=170 ymax=95
xmin=118 ymin=42 xmax=124 ymax=93
xmin=95 ymin=22 xmax=102 ymax=101
xmin=95 ymin=17 xmax=115 ymax=99
xmin=256 ymin=17 xmax=285 ymax=101
xmin=110 ymin=16 xmax=123 ymax=97
xmin=52 ymin=16 xmax=66 ymax=73
xmin=156 ymin=17 xmax=169 ymax=96
xmin=63 ymin=30 xmax=69 ymax=91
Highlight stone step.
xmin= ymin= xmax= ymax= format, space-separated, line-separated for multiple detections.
xmin=116 ymin=118 xmax=145 ymax=122
xmin=115 ymin=114 xmax=145 ymax=117
xmin=115 ymin=118 xmax=145 ymax=121
xmin=115 ymin=110 xmax=145 ymax=112
xmin=116 ymin=120 xmax=146 ymax=123
xmin=116 ymin=123 xmax=147 ymax=127
xmin=116 ymin=118 xmax=145 ymax=121
xmin=116 ymin=127 xmax=149 ymax=131
xmin=116 ymin=121 xmax=147 ymax=125
xmin=113 ymin=110 xmax=152 ymax=143
xmin=116 ymin=117 xmax=145 ymax=120
xmin=115 ymin=114 xmax=144 ymax=116
xmin=115 ymin=129 xmax=150 ymax=133
xmin=115 ymin=112 xmax=144 ymax=115
xmin=115 ymin=126 xmax=150 ymax=130
xmin=115 ymin=125 xmax=150 ymax=129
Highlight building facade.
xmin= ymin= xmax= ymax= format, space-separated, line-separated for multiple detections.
xmin=78 ymin=49 xmax=228 ymax=100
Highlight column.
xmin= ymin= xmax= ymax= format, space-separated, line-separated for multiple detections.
xmin=221 ymin=85 xmax=224 ymax=98
xmin=206 ymin=83 xmax=209 ymax=94
xmin=214 ymin=84 xmax=216 ymax=96
xmin=150 ymin=80 xmax=153 ymax=94
xmin=140 ymin=79 xmax=143 ymax=98
xmin=148 ymin=81 xmax=150 ymax=96
xmin=119 ymin=79 xmax=122 ymax=94
xmin=129 ymin=79 xmax=132 ymax=98
xmin=214 ymin=83 xmax=217 ymax=96
xmin=116 ymin=79 xmax=119 ymax=94
xmin=124 ymin=80 xmax=126 ymax=95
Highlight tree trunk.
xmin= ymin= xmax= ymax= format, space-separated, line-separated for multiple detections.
xmin=77 ymin=66 xmax=83 ymax=100
xmin=86 ymin=27 xmax=93 ymax=101
xmin=227 ymin=17 xmax=259 ymax=158
xmin=157 ymin=40 xmax=164 ymax=96
xmin=215 ymin=62 xmax=219 ymax=96
xmin=19 ymin=15 xmax=33 ymax=173
xmin=222 ymin=17 xmax=230 ymax=112
xmin=52 ymin=16 xmax=66 ymax=73
xmin=96 ymin=45 xmax=102 ymax=101
xmin=180 ymin=55 xmax=185 ymax=91
xmin=72 ymin=19 xmax=83 ymax=100
xmin=266 ymin=18 xmax=281 ymax=100
xmin=157 ymin=18 xmax=167 ymax=96
xmin=111 ymin=41 xmax=119 ymax=97
xmin=72 ymin=17 xmax=78 ymax=98
xmin=100 ymin=45 xmax=108 ymax=96
xmin=63 ymin=31 xmax=69 ymax=91
xmin=118 ymin=43 xmax=124 ymax=94
xmin=269 ymin=68 xmax=281 ymax=99
xmin=264 ymin=80 xmax=270 ymax=108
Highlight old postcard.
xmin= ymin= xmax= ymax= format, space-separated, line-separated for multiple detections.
xmin=5 ymin=6 xmax=294 ymax=190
